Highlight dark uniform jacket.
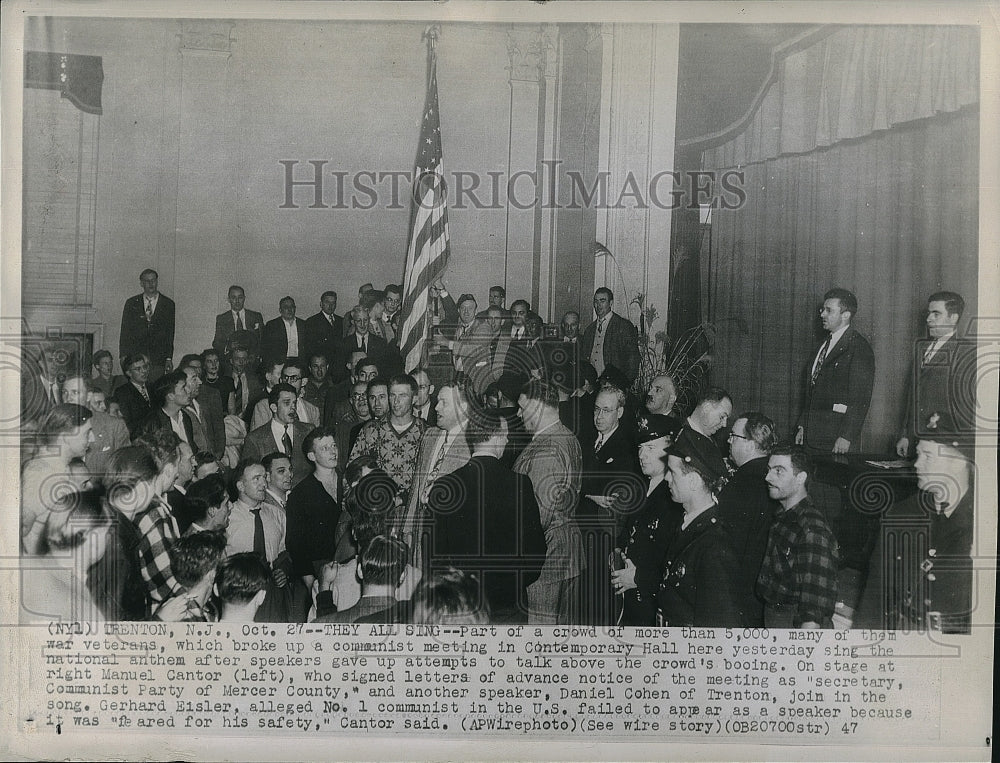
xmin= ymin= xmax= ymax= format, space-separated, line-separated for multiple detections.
xmin=617 ymin=480 xmax=683 ymax=626
xmin=655 ymin=505 xmax=744 ymax=628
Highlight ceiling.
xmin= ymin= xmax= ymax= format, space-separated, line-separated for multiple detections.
xmin=675 ymin=24 xmax=815 ymax=144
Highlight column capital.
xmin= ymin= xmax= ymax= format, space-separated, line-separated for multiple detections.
xmin=506 ymin=25 xmax=556 ymax=83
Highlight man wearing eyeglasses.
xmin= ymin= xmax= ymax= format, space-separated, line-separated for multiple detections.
xmin=249 ymin=358 xmax=320 ymax=429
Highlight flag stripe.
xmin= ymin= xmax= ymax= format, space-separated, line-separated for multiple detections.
xmin=399 ymin=53 xmax=450 ymax=374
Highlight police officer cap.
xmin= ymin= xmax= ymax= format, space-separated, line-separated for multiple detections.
xmin=919 ymin=410 xmax=975 ymax=459
xmin=636 ymin=413 xmax=682 ymax=445
xmin=666 ymin=428 xmax=729 ymax=484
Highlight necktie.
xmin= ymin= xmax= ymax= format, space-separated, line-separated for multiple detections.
xmin=597 ymin=319 xmax=605 ymax=336
xmin=145 ymin=298 xmax=153 ymax=322
xmin=595 ymin=435 xmax=604 ymax=453
xmin=250 ymin=507 xmax=267 ymax=562
xmin=282 ymin=425 xmax=293 ymax=457
xmin=490 ymin=336 xmax=499 ymax=365
xmin=236 ymin=312 xmax=244 ymax=332
xmin=923 ymin=340 xmax=939 ymax=365
xmin=139 ymin=385 xmax=150 ymax=403
xmin=234 ymin=374 xmax=244 ymax=411
xmin=811 ymin=337 xmax=830 ymax=386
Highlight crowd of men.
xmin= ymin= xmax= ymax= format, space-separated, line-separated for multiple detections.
xmin=19 ymin=270 xmax=976 ymax=633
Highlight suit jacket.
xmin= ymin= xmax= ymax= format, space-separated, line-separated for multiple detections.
xmin=900 ymin=335 xmax=977 ymax=444
xmin=84 ymin=410 xmax=131 ymax=477
xmin=213 ymin=309 xmax=264 ymax=358
xmin=559 ymin=394 xmax=597 ymax=446
xmin=513 ymin=421 xmax=584 ymax=581
xmin=798 ymin=326 xmax=876 ymax=450
xmin=580 ymin=312 xmax=640 ymax=384
xmin=285 ymin=473 xmax=342 ymax=580
xmin=303 ymin=312 xmax=345 ymax=371
xmin=449 ymin=320 xmax=495 ymax=377
xmin=428 ymin=455 xmax=547 ymax=614
xmin=120 ymin=292 xmax=175 ymax=367
xmin=113 ymin=381 xmax=153 ymax=438
xmin=136 ymin=407 xmax=196 ymax=447
xmin=242 ymin=420 xmax=314 ymax=488
xmin=313 ymin=594 xmax=398 ymax=624
xmin=250 ymin=396 xmax=321 ymax=431
xmin=227 ymin=371 xmax=264 ymax=420
xmin=343 ymin=331 xmax=402 ymax=377
xmin=260 ymin=316 xmax=308 ymax=363
xmin=401 ymin=424 xmax=473 ymax=562
xmin=190 ymin=386 xmax=226 ymax=458
xmin=578 ymin=424 xmax=641 ymax=526
xmin=716 ymin=457 xmax=775 ymax=626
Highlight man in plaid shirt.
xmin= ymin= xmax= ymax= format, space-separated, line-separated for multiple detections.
xmin=756 ymin=445 xmax=839 ymax=628
xmin=133 ymin=429 xmax=184 ymax=606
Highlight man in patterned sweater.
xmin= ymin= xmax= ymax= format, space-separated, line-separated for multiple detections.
xmin=756 ymin=445 xmax=839 ymax=628
xmin=349 ymin=374 xmax=427 ymax=501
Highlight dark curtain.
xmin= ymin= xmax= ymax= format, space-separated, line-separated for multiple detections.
xmin=704 ymin=106 xmax=978 ymax=452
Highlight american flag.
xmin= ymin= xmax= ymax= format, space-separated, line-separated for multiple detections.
xmin=398 ymin=45 xmax=450 ymax=374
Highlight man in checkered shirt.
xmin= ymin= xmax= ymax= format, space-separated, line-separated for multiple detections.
xmin=756 ymin=445 xmax=839 ymax=628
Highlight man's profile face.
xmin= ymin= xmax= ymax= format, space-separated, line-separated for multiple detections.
xmin=170 ymin=378 xmax=192 ymax=408
xmin=819 ymin=298 xmax=849 ymax=333
xmin=96 ymin=356 xmax=114 ymax=377
xmin=271 ymin=391 xmax=299 ymax=424
xmin=645 ymin=376 xmax=676 ymax=415
xmin=183 ymin=366 xmax=203 ymax=398
xmin=926 ymin=300 xmax=959 ymax=339
xmin=228 ymin=288 xmax=246 ymax=312
xmin=701 ymin=398 xmax=732 ymax=435
xmin=728 ymin=417 xmax=754 ymax=468
xmin=309 ymin=436 xmax=339 ymax=470
xmin=321 ymin=294 xmax=338 ymax=316
xmin=239 ymin=464 xmax=268 ymax=503
xmin=765 ymin=455 xmax=802 ymax=502
xmin=88 ymin=390 xmax=107 ymax=412
xmin=279 ymin=298 xmax=296 ymax=321
xmin=412 ymin=372 xmax=433 ymax=407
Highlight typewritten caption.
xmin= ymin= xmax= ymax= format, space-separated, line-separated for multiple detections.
xmin=26 ymin=624 xmax=942 ymax=742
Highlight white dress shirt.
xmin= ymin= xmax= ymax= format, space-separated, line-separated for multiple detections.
xmin=226 ymin=498 xmax=286 ymax=563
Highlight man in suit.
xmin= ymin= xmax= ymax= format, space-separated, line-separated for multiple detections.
xmin=345 ymin=305 xmax=402 ymax=377
xmin=579 ymin=384 xmax=641 ymax=520
xmin=463 ymin=305 xmax=507 ymax=397
xmin=303 ymin=291 xmax=345 ymax=375
xmin=718 ymin=412 xmax=778 ymax=627
xmin=383 ymin=284 xmax=403 ymax=341
xmin=250 ymin=358 xmax=320 ymax=430
xmin=227 ymin=346 xmax=262 ymax=420
xmin=136 ymin=370 xmax=197 ymax=446
xmin=795 ymin=288 xmax=876 ymax=454
xmin=436 ymin=294 xmax=489 ymax=377
xmin=427 ymin=411 xmax=547 ymax=621
xmin=514 ymin=380 xmax=584 ymax=624
xmin=313 ymin=535 xmax=409 ymax=623
xmin=301 ymin=352 xmax=334 ymax=424
xmin=213 ymin=285 xmax=264 ymax=364
xmin=260 ymin=296 xmax=307 ymax=364
xmin=61 ymin=375 xmax=130 ymax=479
xmin=178 ymin=354 xmax=226 ymax=460
xmin=410 ymin=368 xmax=438 ymax=426
xmin=895 ymin=291 xmax=974 ymax=457
xmin=399 ymin=381 xmax=473 ymax=564
xmin=120 ymin=268 xmax=175 ymax=381
xmin=685 ymin=386 xmax=733 ymax=456
xmin=242 ymin=383 xmax=315 ymax=489
xmin=580 ymin=288 xmax=640 ymax=386
xmin=113 ymin=352 xmax=153 ymax=438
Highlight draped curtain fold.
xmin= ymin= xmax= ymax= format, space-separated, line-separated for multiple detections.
xmin=701 ymin=26 xmax=979 ymax=452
